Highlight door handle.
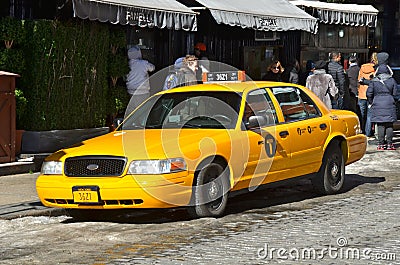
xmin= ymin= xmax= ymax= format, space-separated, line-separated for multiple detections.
xmin=258 ymin=140 xmax=264 ymax=145
xmin=320 ymin=123 xmax=327 ymax=130
xmin=279 ymin=131 xmax=289 ymax=138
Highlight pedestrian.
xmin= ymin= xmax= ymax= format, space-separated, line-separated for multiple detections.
xmin=346 ymin=55 xmax=360 ymax=113
xmin=306 ymin=60 xmax=338 ymax=109
xmin=367 ymin=52 xmax=398 ymax=151
xmin=194 ymin=42 xmax=210 ymax=81
xmin=358 ymin=52 xmax=378 ymax=137
xmin=262 ymin=60 xmax=285 ymax=82
xmin=163 ymin=57 xmax=184 ymax=90
xmin=176 ymin=55 xmax=198 ymax=87
xmin=283 ymin=59 xmax=300 ymax=84
xmin=126 ymin=45 xmax=155 ymax=112
xmin=327 ymin=51 xmax=346 ymax=109
xmin=299 ymin=60 xmax=315 ymax=86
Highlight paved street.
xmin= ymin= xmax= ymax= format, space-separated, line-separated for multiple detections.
xmin=0 ymin=138 xmax=399 ymax=264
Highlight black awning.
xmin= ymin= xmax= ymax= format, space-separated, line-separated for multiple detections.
xmin=73 ymin=0 xmax=197 ymax=31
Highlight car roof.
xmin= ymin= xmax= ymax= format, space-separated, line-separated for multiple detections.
xmin=160 ymin=81 xmax=293 ymax=94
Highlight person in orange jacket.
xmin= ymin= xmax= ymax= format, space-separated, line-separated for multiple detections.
xmin=358 ymin=52 xmax=378 ymax=137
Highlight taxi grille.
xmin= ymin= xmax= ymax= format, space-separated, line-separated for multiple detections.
xmin=65 ymin=156 xmax=127 ymax=177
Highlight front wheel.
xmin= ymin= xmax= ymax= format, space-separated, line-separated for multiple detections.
xmin=187 ymin=163 xmax=230 ymax=218
xmin=312 ymin=143 xmax=345 ymax=195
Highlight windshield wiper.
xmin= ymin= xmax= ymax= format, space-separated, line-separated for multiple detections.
xmin=182 ymin=123 xmax=202 ymax=128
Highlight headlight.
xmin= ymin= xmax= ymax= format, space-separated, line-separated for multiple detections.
xmin=41 ymin=161 xmax=63 ymax=175
xmin=128 ymin=158 xmax=186 ymax=174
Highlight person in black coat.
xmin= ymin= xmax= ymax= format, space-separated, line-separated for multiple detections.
xmin=346 ymin=55 xmax=361 ymax=113
xmin=367 ymin=60 xmax=398 ymax=150
xmin=328 ymin=51 xmax=347 ymax=109
xmin=262 ymin=60 xmax=285 ymax=82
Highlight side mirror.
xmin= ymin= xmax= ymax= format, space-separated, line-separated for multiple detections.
xmin=247 ymin=115 xmax=266 ymax=129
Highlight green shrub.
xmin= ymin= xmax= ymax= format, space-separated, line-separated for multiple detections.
xmin=0 ymin=18 xmax=129 ymax=130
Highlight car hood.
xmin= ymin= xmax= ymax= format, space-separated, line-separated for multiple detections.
xmin=46 ymin=129 xmax=235 ymax=162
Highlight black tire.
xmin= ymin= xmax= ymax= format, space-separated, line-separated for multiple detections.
xmin=312 ymin=143 xmax=345 ymax=195
xmin=187 ymin=163 xmax=230 ymax=218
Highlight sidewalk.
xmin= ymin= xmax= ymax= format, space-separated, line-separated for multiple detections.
xmin=0 ymin=172 xmax=64 ymax=219
xmin=0 ymin=134 xmax=396 ymax=220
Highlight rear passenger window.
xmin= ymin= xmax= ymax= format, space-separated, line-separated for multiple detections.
xmin=271 ymin=86 xmax=320 ymax=122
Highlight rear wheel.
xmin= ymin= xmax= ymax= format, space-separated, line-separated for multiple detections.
xmin=312 ymin=143 xmax=345 ymax=195
xmin=187 ymin=163 xmax=229 ymax=218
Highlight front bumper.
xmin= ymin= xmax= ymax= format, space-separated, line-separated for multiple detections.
xmin=36 ymin=172 xmax=194 ymax=209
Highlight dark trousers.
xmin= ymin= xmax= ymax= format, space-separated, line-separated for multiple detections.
xmin=377 ymin=122 xmax=394 ymax=145
xmin=358 ymin=99 xmax=372 ymax=136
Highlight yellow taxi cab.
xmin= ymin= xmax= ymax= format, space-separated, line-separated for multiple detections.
xmin=36 ymin=71 xmax=367 ymax=219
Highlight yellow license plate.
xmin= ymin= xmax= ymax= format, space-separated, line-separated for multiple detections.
xmin=72 ymin=187 xmax=99 ymax=203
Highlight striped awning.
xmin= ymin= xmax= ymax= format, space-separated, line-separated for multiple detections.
xmin=193 ymin=0 xmax=318 ymax=33
xmin=290 ymin=0 xmax=378 ymax=27
xmin=73 ymin=0 xmax=197 ymax=31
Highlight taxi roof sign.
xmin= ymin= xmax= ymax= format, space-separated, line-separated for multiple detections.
xmin=202 ymin=70 xmax=246 ymax=83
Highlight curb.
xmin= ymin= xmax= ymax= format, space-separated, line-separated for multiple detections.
xmin=0 ymin=201 xmax=65 ymax=220
xmin=0 ymin=153 xmax=49 ymax=176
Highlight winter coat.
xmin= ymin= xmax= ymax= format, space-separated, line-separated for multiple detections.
xmin=262 ymin=71 xmax=284 ymax=82
xmin=176 ymin=66 xmax=198 ymax=87
xmin=358 ymin=63 xmax=375 ymax=100
xmin=283 ymin=67 xmax=299 ymax=84
xmin=306 ymin=69 xmax=338 ymax=109
xmin=126 ymin=46 xmax=155 ymax=95
xmin=327 ymin=60 xmax=346 ymax=96
xmin=346 ymin=63 xmax=360 ymax=97
xmin=366 ymin=65 xmax=398 ymax=123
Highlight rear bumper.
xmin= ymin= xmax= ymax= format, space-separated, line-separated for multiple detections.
xmin=36 ymin=172 xmax=194 ymax=209
xmin=345 ymin=134 xmax=367 ymax=165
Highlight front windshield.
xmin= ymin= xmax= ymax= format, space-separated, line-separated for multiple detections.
xmin=121 ymin=92 xmax=242 ymax=130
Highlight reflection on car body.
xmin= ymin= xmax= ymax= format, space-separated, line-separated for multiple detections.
xmin=36 ymin=77 xmax=367 ymax=219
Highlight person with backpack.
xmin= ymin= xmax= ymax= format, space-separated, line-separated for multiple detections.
xmin=163 ymin=57 xmax=184 ymax=90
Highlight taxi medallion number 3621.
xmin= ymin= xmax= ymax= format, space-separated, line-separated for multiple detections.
xmin=73 ymin=187 xmax=99 ymax=203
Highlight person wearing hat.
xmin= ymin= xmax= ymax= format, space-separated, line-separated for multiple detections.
xmin=194 ymin=42 xmax=210 ymax=81
xmin=162 ymin=57 xmax=184 ymax=90
xmin=367 ymin=53 xmax=397 ymax=151
xmin=126 ymin=45 xmax=155 ymax=112
xmin=306 ymin=60 xmax=338 ymax=109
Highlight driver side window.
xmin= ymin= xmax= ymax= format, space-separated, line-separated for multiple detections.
xmin=244 ymin=89 xmax=277 ymax=128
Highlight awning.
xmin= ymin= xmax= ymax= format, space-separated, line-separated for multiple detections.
xmin=72 ymin=0 xmax=197 ymax=31
xmin=193 ymin=0 xmax=318 ymax=34
xmin=290 ymin=0 xmax=378 ymax=27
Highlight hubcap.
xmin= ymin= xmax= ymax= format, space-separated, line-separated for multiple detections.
xmin=331 ymin=162 xmax=339 ymax=177
xmin=208 ymin=180 xmax=219 ymax=200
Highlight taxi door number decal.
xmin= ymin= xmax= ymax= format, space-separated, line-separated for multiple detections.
xmin=264 ymin=134 xmax=276 ymax=158
xmin=297 ymin=126 xmax=317 ymax=135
